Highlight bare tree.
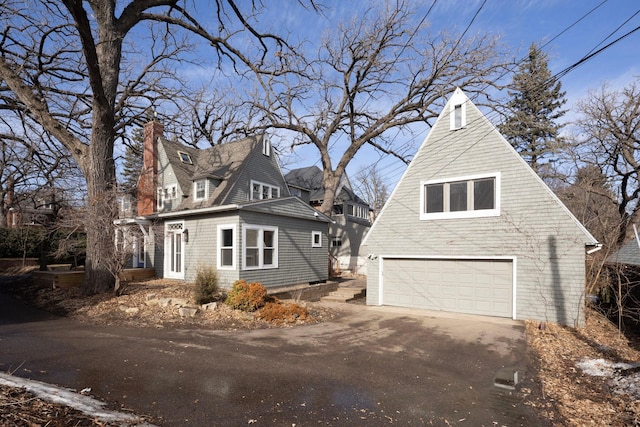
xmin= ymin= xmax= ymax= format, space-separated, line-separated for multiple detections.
xmin=0 ymin=0 xmax=302 ymax=293
xmin=572 ymin=79 xmax=640 ymax=246
xmin=190 ymin=1 xmax=510 ymax=215
xmin=353 ymin=164 xmax=389 ymax=222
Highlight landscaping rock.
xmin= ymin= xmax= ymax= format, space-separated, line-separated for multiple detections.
xmin=125 ymin=307 xmax=139 ymax=315
xmin=158 ymin=298 xmax=173 ymax=307
xmin=202 ymin=302 xmax=218 ymax=311
xmin=178 ymin=307 xmax=199 ymax=318
xmin=170 ymin=298 xmax=189 ymax=307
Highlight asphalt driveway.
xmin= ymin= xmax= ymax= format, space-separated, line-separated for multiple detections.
xmin=0 ymin=290 xmax=544 ymax=426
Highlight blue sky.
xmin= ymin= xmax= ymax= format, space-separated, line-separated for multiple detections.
xmin=256 ymin=0 xmax=640 ymax=190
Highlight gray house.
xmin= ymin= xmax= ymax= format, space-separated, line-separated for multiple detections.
xmin=285 ymin=166 xmax=371 ymax=274
xmin=118 ymin=121 xmax=331 ymax=289
xmin=362 ymin=88 xmax=600 ymax=326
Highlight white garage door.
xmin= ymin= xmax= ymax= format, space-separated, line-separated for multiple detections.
xmin=382 ymin=258 xmax=513 ymax=317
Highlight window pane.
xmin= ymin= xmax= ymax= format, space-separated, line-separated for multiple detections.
xmin=222 ymin=228 xmax=233 ymax=247
xmin=245 ymin=248 xmax=259 ymax=267
xmin=221 ymin=248 xmax=233 ymax=266
xmin=263 ymin=230 xmax=274 ymax=247
xmin=426 ymin=184 xmax=444 ymax=213
xmin=271 ymin=187 xmax=279 ymax=198
xmin=246 ymin=229 xmax=258 ymax=247
xmin=252 ymin=183 xmax=260 ymax=200
xmin=263 ymin=248 xmax=273 ymax=265
xmin=474 ymin=178 xmax=495 ymax=210
xmin=449 ymin=181 xmax=467 ymax=211
xmin=262 ymin=186 xmax=269 ymax=199
xmin=454 ymin=104 xmax=462 ymax=128
xmin=314 ymin=233 xmax=320 ymax=245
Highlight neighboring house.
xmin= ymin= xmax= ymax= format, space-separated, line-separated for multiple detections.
xmin=5 ymin=189 xmax=59 ymax=228
xmin=284 ymin=166 xmax=371 ymax=274
xmin=117 ymin=121 xmax=332 ymax=289
xmin=606 ymin=235 xmax=640 ymax=267
xmin=362 ymin=88 xmax=600 ymax=326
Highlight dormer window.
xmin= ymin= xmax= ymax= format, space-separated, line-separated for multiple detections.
xmin=250 ymin=180 xmax=279 ymax=201
xmin=194 ymin=179 xmax=208 ymax=201
xmin=178 ymin=151 xmax=193 ymax=164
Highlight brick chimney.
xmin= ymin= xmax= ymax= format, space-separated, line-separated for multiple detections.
xmin=137 ymin=120 xmax=164 ymax=216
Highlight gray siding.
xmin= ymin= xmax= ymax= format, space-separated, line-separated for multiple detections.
xmin=238 ymin=210 xmax=328 ymax=287
xmin=152 ymin=207 xmax=328 ymax=289
xmin=225 ymin=145 xmax=290 ymax=204
xmin=363 ymin=90 xmax=596 ymax=326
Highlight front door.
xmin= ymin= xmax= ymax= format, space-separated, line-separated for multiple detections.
xmin=165 ymin=222 xmax=185 ymax=279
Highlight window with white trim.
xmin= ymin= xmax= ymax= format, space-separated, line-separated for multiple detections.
xmin=312 ymin=231 xmax=322 ymax=248
xmin=449 ymin=97 xmax=466 ymax=130
xmin=194 ymin=179 xmax=208 ymax=201
xmin=217 ymin=224 xmax=236 ymax=269
xmin=420 ymin=173 xmax=500 ymax=220
xmin=243 ymin=225 xmax=278 ymax=269
xmin=178 ymin=151 xmax=193 ymax=164
xmin=250 ymin=180 xmax=280 ymax=201
xmin=346 ymin=203 xmax=369 ymax=220
xmin=331 ymin=236 xmax=342 ymax=247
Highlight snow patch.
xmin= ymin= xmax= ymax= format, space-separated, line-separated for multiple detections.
xmin=577 ymin=358 xmax=640 ymax=397
xmin=0 ymin=372 xmax=156 ymax=426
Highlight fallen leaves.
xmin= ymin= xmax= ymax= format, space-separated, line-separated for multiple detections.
xmin=526 ymin=309 xmax=640 ymax=426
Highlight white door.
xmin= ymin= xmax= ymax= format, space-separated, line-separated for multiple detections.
xmin=165 ymin=222 xmax=184 ymax=279
xmin=382 ymin=258 xmax=513 ymax=318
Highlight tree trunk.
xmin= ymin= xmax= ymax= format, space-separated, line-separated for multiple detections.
xmin=319 ymin=170 xmax=341 ymax=216
xmin=79 ymin=128 xmax=117 ymax=294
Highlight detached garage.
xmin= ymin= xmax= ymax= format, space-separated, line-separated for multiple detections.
xmin=362 ymin=89 xmax=599 ymax=326
xmin=381 ymin=257 xmax=514 ymax=318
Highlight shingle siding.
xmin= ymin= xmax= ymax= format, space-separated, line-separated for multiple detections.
xmin=363 ymin=89 xmax=596 ymax=326
xmin=225 ymin=147 xmax=290 ymax=204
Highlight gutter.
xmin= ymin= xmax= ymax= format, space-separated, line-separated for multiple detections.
xmin=586 ymin=243 xmax=603 ymax=255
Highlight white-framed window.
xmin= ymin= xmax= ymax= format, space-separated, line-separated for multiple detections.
xmin=420 ymin=172 xmax=500 ymax=220
xmin=164 ymin=184 xmax=177 ymax=200
xmin=194 ymin=179 xmax=208 ymax=201
xmin=178 ymin=151 xmax=192 ymax=164
xmin=217 ymin=224 xmax=236 ymax=270
xmin=242 ymin=224 xmax=278 ymax=270
xmin=312 ymin=231 xmax=322 ymax=248
xmin=262 ymin=136 xmax=271 ymax=156
xmin=450 ymin=92 xmax=467 ymax=130
xmin=250 ymin=180 xmax=280 ymax=201
xmin=346 ymin=203 xmax=368 ymax=220
xmin=331 ymin=236 xmax=342 ymax=247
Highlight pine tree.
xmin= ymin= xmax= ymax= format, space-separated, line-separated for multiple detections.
xmin=499 ymin=43 xmax=567 ymax=174
xmin=120 ymin=128 xmax=143 ymax=197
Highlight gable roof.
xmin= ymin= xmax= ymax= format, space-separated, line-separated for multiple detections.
xmin=284 ymin=165 xmax=369 ymax=206
xmin=364 ymin=87 xmax=598 ymax=247
xmin=607 ymin=237 xmax=640 ymax=266
xmin=159 ymin=135 xmax=262 ymax=210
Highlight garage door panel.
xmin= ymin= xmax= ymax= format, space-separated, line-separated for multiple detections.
xmin=382 ymin=258 xmax=513 ymax=318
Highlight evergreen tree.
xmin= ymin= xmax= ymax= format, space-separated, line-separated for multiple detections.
xmin=499 ymin=43 xmax=567 ymax=174
xmin=120 ymin=128 xmax=143 ymax=197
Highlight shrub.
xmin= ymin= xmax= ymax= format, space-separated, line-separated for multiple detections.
xmin=193 ymin=265 xmax=219 ymax=305
xmin=225 ymin=280 xmax=268 ymax=312
xmin=257 ymin=301 xmax=309 ymax=325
